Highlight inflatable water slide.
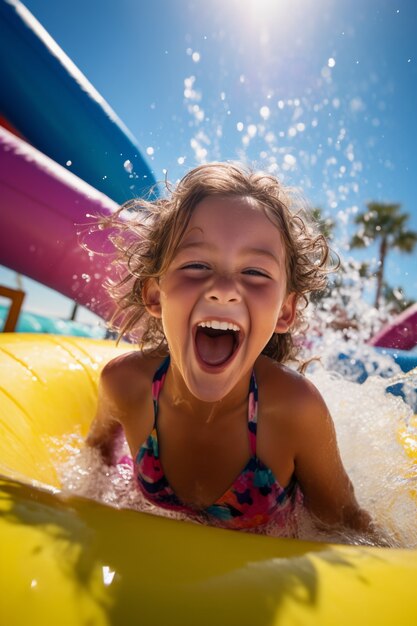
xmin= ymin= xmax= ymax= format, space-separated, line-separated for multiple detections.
xmin=0 ymin=0 xmax=158 ymax=322
xmin=1 ymin=2 xmax=417 ymax=625
xmin=0 ymin=0 xmax=156 ymax=204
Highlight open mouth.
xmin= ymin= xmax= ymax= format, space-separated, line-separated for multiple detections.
xmin=194 ymin=320 xmax=241 ymax=367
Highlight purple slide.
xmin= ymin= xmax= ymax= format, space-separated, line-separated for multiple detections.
xmin=368 ymin=303 xmax=417 ymax=351
xmin=0 ymin=126 xmax=120 ymax=320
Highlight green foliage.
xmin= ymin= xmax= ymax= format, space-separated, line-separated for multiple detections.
xmin=350 ymin=202 xmax=417 ymax=308
xmin=310 ymin=207 xmax=335 ymax=240
xmin=310 ymin=202 xmax=416 ymax=319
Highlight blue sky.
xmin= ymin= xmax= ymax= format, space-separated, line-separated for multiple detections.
xmin=2 ymin=0 xmax=417 ymax=321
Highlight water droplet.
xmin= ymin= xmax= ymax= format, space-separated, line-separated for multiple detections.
xmin=259 ymin=106 xmax=270 ymax=120
xmin=247 ymin=124 xmax=257 ymax=138
xmin=350 ymin=97 xmax=365 ymax=112
xmin=123 ymin=160 xmax=133 ymax=174
xmin=283 ymin=154 xmax=296 ymax=166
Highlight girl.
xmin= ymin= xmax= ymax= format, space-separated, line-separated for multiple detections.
xmin=87 ymin=162 xmax=374 ymax=537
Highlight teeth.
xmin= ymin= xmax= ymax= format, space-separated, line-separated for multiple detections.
xmin=198 ymin=320 xmax=240 ymax=332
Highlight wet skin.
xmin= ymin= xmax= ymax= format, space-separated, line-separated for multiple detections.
xmin=144 ymin=195 xmax=297 ymax=404
xmin=88 ymin=195 xmax=376 ymax=536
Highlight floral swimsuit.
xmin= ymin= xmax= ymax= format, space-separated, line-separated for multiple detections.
xmin=135 ymin=356 xmax=303 ymax=530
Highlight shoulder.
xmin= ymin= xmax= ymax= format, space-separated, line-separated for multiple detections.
xmin=256 ymin=355 xmax=325 ymax=406
xmin=99 ymin=350 xmax=165 ymax=411
xmin=255 ymin=355 xmax=330 ymax=432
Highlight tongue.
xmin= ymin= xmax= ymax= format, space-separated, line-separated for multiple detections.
xmin=195 ymin=329 xmax=235 ymax=366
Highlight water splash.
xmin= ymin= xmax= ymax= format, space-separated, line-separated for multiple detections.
xmin=53 ymin=342 xmax=417 ymax=548
xmin=50 ymin=20 xmax=417 ymax=545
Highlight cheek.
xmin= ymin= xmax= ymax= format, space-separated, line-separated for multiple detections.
xmin=159 ymin=281 xmax=196 ymax=325
xmin=159 ymin=275 xmax=184 ymax=302
xmin=249 ymin=286 xmax=285 ymax=324
xmin=161 ymin=287 xmax=187 ymax=312
xmin=247 ymin=282 xmax=283 ymax=304
xmin=164 ymin=277 xmax=205 ymax=309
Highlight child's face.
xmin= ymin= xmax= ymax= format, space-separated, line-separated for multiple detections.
xmin=145 ymin=195 xmax=296 ymax=402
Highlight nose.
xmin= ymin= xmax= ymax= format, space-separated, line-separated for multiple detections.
xmin=205 ymin=274 xmax=241 ymax=304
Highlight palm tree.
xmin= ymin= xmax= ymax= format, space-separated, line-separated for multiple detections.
xmin=350 ymin=202 xmax=417 ymax=309
xmin=308 ymin=207 xmax=336 ymax=304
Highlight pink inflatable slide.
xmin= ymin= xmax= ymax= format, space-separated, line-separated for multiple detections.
xmin=0 ymin=126 xmax=119 ymax=320
xmin=368 ymin=303 xmax=417 ymax=351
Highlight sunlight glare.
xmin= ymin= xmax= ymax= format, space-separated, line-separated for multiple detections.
xmin=235 ymin=0 xmax=326 ymax=25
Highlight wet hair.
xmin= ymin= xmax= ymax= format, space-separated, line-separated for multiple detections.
xmin=103 ymin=161 xmax=333 ymax=363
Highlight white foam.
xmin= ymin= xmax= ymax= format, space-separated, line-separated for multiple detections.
xmin=52 ymin=348 xmax=417 ymax=548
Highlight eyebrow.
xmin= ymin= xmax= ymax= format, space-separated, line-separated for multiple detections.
xmin=177 ymin=241 xmax=281 ymax=266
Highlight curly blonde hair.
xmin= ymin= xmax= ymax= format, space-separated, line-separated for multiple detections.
xmin=103 ymin=162 xmax=333 ymax=363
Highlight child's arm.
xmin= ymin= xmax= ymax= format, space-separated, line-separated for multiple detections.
xmin=86 ymin=351 xmax=155 ymax=464
xmin=86 ymin=361 xmax=125 ymax=464
xmin=87 ymin=354 xmax=140 ymax=463
xmin=86 ymin=381 xmax=122 ymax=465
xmin=293 ymin=379 xmax=379 ymax=540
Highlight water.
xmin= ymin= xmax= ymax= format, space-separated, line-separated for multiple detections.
xmin=306 ymin=362 xmax=417 ymax=547
xmin=54 ymin=335 xmax=417 ymax=549
xmin=56 ymin=20 xmax=417 ymax=545
xmin=60 ymin=129 xmax=417 ymax=548
xmin=54 ymin=432 xmax=193 ymax=525
xmin=53 ymin=220 xmax=417 ymax=546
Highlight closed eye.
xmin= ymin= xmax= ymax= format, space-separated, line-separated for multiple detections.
xmin=180 ymin=262 xmax=210 ymax=271
xmin=243 ymin=268 xmax=271 ymax=278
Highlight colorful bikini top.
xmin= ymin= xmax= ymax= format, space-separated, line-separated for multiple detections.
xmin=135 ymin=357 xmax=303 ymax=530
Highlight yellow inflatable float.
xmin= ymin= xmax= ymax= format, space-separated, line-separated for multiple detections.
xmin=1 ymin=332 xmax=417 ymax=626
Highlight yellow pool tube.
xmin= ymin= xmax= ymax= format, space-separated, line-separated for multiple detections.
xmin=1 ymin=333 xmax=416 ymax=626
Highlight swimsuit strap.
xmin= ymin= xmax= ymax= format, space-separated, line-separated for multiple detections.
xmin=151 ymin=356 xmax=170 ymax=426
xmin=150 ymin=355 xmax=258 ymax=455
xmin=248 ymin=370 xmax=258 ymax=456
